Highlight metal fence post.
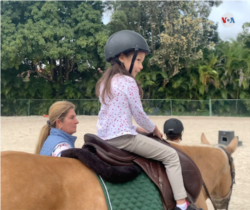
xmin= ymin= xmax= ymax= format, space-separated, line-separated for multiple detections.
xmin=170 ymin=99 xmax=172 ymax=116
xmin=28 ymin=99 xmax=30 ymax=116
xmin=209 ymin=98 xmax=212 ymax=117
xmin=236 ymin=99 xmax=238 ymax=115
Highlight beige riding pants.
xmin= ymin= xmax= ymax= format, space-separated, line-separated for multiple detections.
xmin=106 ymin=134 xmax=187 ymax=200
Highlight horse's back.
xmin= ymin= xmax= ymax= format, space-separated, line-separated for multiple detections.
xmin=1 ymin=151 xmax=107 ymax=210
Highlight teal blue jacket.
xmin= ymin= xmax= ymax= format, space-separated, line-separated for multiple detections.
xmin=39 ymin=128 xmax=76 ymax=156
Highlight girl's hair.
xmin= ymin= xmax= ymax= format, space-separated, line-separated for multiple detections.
xmin=35 ymin=101 xmax=75 ymax=154
xmin=96 ymin=51 xmax=143 ymax=104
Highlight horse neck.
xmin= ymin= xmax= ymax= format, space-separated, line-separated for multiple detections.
xmin=170 ymin=142 xmax=229 ymax=195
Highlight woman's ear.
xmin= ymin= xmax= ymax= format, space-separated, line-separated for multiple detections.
xmin=55 ymin=119 xmax=62 ymax=129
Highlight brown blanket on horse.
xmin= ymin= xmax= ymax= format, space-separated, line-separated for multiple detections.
xmin=62 ymin=133 xmax=202 ymax=210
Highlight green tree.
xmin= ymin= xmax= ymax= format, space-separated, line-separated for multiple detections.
xmin=149 ymin=1 xmax=222 ymax=88
xmin=1 ymin=1 xmax=108 ymax=98
xmin=214 ymin=40 xmax=250 ymax=99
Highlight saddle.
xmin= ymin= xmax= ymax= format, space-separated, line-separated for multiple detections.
xmin=62 ymin=133 xmax=202 ymax=210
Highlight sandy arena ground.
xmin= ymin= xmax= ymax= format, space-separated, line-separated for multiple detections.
xmin=1 ymin=116 xmax=250 ymax=209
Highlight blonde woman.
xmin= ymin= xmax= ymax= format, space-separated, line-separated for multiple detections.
xmin=35 ymin=101 xmax=79 ymax=157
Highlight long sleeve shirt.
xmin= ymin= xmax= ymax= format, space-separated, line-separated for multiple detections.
xmin=97 ymin=74 xmax=155 ymax=140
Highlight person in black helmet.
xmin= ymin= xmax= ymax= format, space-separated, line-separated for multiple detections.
xmin=96 ymin=30 xmax=200 ymax=210
xmin=164 ymin=118 xmax=184 ymax=143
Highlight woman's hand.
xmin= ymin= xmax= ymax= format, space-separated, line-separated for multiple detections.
xmin=153 ymin=125 xmax=163 ymax=139
xmin=136 ymin=126 xmax=149 ymax=134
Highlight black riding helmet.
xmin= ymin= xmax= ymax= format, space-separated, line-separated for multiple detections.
xmin=163 ymin=118 xmax=184 ymax=135
xmin=104 ymin=30 xmax=150 ymax=74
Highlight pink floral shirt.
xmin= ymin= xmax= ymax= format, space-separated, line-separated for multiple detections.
xmin=97 ymin=74 xmax=155 ymax=140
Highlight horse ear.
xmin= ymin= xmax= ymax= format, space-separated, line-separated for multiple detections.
xmin=201 ymin=133 xmax=210 ymax=145
xmin=226 ymin=137 xmax=238 ymax=154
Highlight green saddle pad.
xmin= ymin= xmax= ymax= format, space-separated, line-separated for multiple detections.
xmin=97 ymin=172 xmax=164 ymax=210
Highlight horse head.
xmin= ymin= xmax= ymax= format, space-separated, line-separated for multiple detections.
xmin=201 ymin=133 xmax=238 ymax=210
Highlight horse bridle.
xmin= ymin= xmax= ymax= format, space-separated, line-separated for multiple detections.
xmin=202 ymin=145 xmax=235 ymax=210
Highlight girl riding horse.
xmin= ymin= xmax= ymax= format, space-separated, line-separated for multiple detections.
xmin=95 ymin=30 xmax=201 ymax=210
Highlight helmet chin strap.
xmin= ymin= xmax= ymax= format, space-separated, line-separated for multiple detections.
xmin=129 ymin=49 xmax=139 ymax=74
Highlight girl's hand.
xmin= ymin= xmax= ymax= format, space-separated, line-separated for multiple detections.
xmin=136 ymin=126 xmax=149 ymax=134
xmin=153 ymin=125 xmax=163 ymax=139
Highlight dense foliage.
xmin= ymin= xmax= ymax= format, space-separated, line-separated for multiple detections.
xmin=1 ymin=1 xmax=250 ymax=116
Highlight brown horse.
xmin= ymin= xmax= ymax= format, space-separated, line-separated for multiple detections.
xmin=170 ymin=133 xmax=237 ymax=210
xmin=1 ymin=134 xmax=237 ymax=210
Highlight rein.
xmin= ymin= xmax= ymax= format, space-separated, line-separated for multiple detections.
xmin=202 ymin=145 xmax=235 ymax=210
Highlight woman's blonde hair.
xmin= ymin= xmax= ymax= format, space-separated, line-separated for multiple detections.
xmin=35 ymin=101 xmax=75 ymax=154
